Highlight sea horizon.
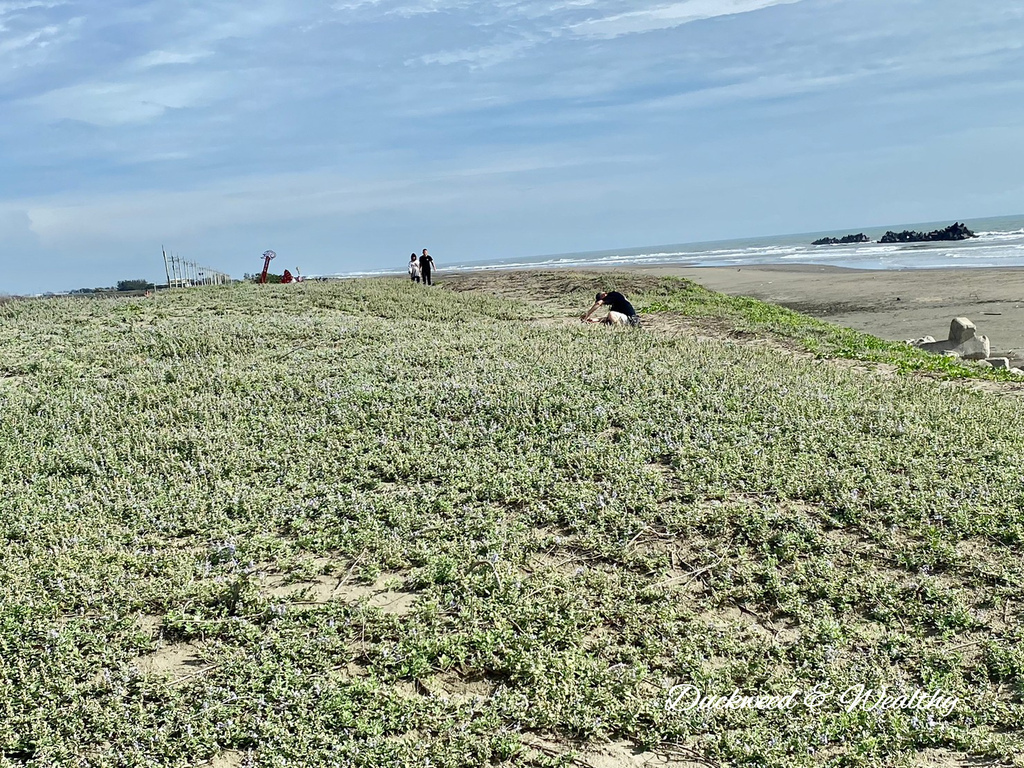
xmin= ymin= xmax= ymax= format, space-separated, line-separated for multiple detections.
xmin=335 ymin=213 xmax=1024 ymax=279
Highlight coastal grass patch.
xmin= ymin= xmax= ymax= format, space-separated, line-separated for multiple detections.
xmin=1 ymin=279 xmax=1023 ymax=767
xmin=635 ymin=280 xmax=986 ymax=378
xmin=448 ymin=271 xmax=1007 ymax=380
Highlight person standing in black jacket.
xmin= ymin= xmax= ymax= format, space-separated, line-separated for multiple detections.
xmin=419 ymin=249 xmax=436 ymax=286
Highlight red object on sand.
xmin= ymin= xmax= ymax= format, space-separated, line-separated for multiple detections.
xmin=259 ymin=250 xmax=276 ymax=284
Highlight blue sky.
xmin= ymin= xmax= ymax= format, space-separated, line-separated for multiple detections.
xmin=2 ymin=0 xmax=1023 ymax=292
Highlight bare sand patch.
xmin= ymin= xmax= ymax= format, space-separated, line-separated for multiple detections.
xmin=135 ymin=641 xmax=207 ymax=681
xmin=524 ymin=550 xmax=587 ymax=574
xmin=383 ymin=730 xmax=423 ymax=747
xmin=530 ymin=526 xmax=579 ymax=548
xmin=388 ymin=679 xmax=425 ymax=700
xmin=205 ymin=750 xmax=247 ymax=768
xmin=135 ymin=614 xmax=163 ymax=637
xmin=523 ymin=736 xmax=711 ymax=767
xmin=695 ymin=603 xmax=800 ymax=645
xmin=327 ymin=660 xmax=370 ymax=682
xmin=421 ymin=671 xmax=495 ymax=702
xmin=911 ymin=748 xmax=1011 ymax=767
xmin=340 ymin=572 xmax=418 ymax=615
xmin=258 ymin=566 xmax=417 ymax=615
xmin=261 ymin=573 xmax=338 ymax=603
xmin=654 ymin=569 xmax=715 ymax=599
xmin=378 ymin=671 xmax=497 ymax=704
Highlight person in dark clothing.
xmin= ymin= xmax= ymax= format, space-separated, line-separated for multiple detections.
xmin=581 ymin=291 xmax=641 ymax=327
xmin=418 ymin=249 xmax=436 ymax=286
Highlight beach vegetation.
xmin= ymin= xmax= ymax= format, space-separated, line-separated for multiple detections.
xmin=461 ymin=271 xmax=1008 ymax=380
xmin=1 ymin=278 xmax=1022 ymax=766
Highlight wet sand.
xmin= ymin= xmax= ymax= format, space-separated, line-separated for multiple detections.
xmin=613 ymin=264 xmax=1024 ymax=354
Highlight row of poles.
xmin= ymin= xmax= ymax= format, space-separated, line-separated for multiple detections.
xmin=162 ymin=247 xmax=231 ymax=288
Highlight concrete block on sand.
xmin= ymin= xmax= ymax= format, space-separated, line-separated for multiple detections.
xmin=919 ymin=339 xmax=955 ymax=354
xmin=987 ymin=357 xmax=1011 ymax=370
xmin=950 ymin=317 xmax=978 ymax=344
xmin=913 ymin=318 xmax=989 ymax=360
xmin=954 ymin=335 xmax=990 ymax=360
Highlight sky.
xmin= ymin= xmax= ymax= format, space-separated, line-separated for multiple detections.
xmin=1 ymin=0 xmax=1023 ymax=293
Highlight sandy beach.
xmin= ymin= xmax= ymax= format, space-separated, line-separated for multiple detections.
xmin=603 ymin=263 xmax=1024 ymax=355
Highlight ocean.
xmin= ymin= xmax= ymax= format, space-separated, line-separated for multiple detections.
xmin=335 ymin=214 xmax=1024 ymax=278
xmin=449 ymin=214 xmax=1024 ymax=273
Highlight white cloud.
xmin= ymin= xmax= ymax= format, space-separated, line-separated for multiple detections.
xmin=17 ymin=147 xmax=636 ymax=245
xmin=331 ymin=0 xmax=390 ymax=10
xmin=0 ymin=22 xmax=61 ymax=55
xmin=406 ymin=0 xmax=805 ymax=69
xmin=332 ymin=0 xmax=463 ymax=17
xmin=638 ymin=70 xmax=867 ymax=111
xmin=20 ymin=173 xmax=449 ymax=246
xmin=15 ymin=3 xmax=305 ymax=125
xmin=0 ymin=205 xmax=40 ymax=248
xmin=28 ymin=75 xmax=228 ymax=126
xmin=192 ymin=3 xmax=298 ymax=45
xmin=0 ymin=1 xmax=78 ymax=78
xmin=134 ymin=49 xmax=213 ymax=69
xmin=0 ymin=0 xmax=66 ymax=17
xmin=570 ymin=0 xmax=804 ymax=38
xmin=417 ymin=35 xmax=542 ymax=67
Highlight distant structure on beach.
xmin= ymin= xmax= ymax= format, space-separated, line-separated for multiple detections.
xmin=812 ymin=222 xmax=977 ymax=246
xmin=162 ymin=248 xmax=231 ymax=288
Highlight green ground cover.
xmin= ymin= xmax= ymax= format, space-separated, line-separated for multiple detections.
xmin=1 ymin=278 xmax=1022 ymax=767
xmin=452 ymin=271 xmax=1007 ymax=379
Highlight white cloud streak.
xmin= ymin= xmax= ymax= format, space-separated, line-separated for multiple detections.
xmin=402 ymin=0 xmax=806 ymax=70
xmin=17 ymin=148 xmax=637 ymax=245
xmin=417 ymin=35 xmax=543 ymax=67
xmin=12 ymin=2 xmax=304 ymax=125
xmin=28 ymin=75 xmax=229 ymax=126
xmin=569 ymin=0 xmax=804 ymax=39
xmin=0 ymin=1 xmax=78 ymax=80
xmin=133 ymin=50 xmax=213 ymax=69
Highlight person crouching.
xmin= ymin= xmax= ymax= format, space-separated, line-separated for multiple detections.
xmin=581 ymin=291 xmax=641 ymax=327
